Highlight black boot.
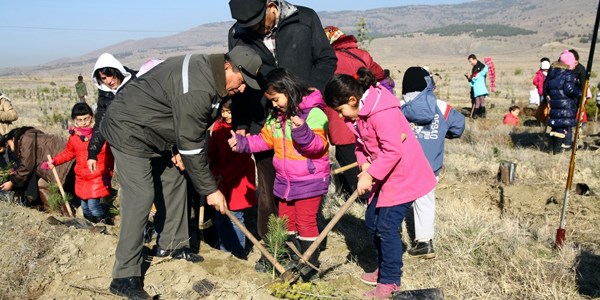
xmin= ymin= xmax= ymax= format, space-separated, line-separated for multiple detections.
xmin=480 ymin=106 xmax=486 ymax=118
xmin=472 ymin=107 xmax=479 ymax=119
xmin=407 ymin=239 xmax=436 ymax=259
xmin=298 ymin=239 xmax=320 ymax=282
xmin=549 ymin=133 xmax=564 ymax=155
xmin=109 ymin=277 xmax=152 ymax=300
xmin=286 ymin=233 xmax=301 ymax=266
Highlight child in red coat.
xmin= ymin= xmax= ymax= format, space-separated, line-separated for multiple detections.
xmin=44 ymin=103 xmax=114 ymax=223
xmin=208 ymin=98 xmax=257 ymax=259
xmin=503 ymin=105 xmax=520 ymax=126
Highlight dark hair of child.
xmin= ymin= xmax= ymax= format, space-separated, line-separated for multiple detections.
xmin=509 ymin=105 xmax=520 ymax=112
xmin=540 ymin=57 xmax=550 ymax=63
xmin=71 ymin=102 xmax=94 ymax=119
xmin=264 ymin=68 xmax=312 ymax=120
xmin=323 ymin=67 xmax=378 ymax=108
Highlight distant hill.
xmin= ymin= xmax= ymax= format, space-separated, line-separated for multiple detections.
xmin=0 ymin=0 xmax=596 ymax=76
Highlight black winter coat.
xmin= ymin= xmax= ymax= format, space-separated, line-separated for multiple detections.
xmin=88 ymin=67 xmax=137 ymax=160
xmin=227 ymin=4 xmax=336 ymax=135
xmin=545 ymin=63 xmax=582 ymax=128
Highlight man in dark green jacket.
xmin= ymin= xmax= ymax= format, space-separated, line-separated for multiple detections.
xmin=101 ymin=46 xmax=262 ymax=300
xmin=227 ymin=0 xmax=336 ymax=253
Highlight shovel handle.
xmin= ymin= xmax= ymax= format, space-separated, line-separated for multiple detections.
xmin=223 ymin=208 xmax=287 ymax=274
xmin=330 ymin=162 xmax=358 ymax=175
xmin=47 ymin=155 xmax=73 ymax=217
xmin=199 ymin=206 xmax=205 ymax=225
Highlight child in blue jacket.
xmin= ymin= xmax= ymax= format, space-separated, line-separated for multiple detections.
xmin=401 ymin=66 xmax=466 ymax=259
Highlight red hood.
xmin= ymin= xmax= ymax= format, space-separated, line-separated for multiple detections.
xmin=332 ymin=35 xmax=358 ymax=50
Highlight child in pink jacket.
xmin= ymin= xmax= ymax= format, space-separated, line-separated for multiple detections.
xmin=324 ymin=67 xmax=436 ymax=299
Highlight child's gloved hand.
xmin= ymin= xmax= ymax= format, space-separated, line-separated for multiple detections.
xmin=41 ymin=161 xmax=53 ymax=170
xmin=290 ymin=116 xmax=304 ymax=129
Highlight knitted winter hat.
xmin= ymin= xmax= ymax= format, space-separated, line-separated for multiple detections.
xmin=402 ymin=67 xmax=430 ymax=94
xmin=540 ymin=60 xmax=550 ymax=70
xmin=324 ymin=26 xmax=346 ymax=44
xmin=559 ymin=50 xmax=577 ymax=69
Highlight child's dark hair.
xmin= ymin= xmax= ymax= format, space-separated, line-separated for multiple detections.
xmin=324 ymin=67 xmax=377 ymax=108
xmin=93 ymin=67 xmax=124 ymax=86
xmin=509 ymin=105 xmax=520 ymax=112
xmin=540 ymin=57 xmax=550 ymax=63
xmin=217 ymin=98 xmax=232 ymax=121
xmin=71 ymin=102 xmax=94 ymax=119
xmin=468 ymin=54 xmax=477 ymax=60
xmin=220 ymin=98 xmax=232 ymax=110
xmin=264 ymin=68 xmax=311 ymax=120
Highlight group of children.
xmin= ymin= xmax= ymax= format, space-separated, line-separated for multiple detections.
xmin=1 ymin=54 xmax=463 ymax=299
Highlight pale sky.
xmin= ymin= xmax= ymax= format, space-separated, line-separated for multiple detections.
xmin=0 ymin=0 xmax=468 ymax=68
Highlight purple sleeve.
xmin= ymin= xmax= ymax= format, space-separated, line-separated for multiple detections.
xmin=291 ymin=122 xmax=324 ymax=155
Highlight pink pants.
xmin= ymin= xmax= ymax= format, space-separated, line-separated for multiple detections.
xmin=278 ymin=195 xmax=322 ymax=239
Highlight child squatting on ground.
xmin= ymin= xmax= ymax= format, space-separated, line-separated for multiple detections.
xmin=208 ymin=98 xmax=257 ymax=259
xmin=503 ymin=105 xmax=520 ymax=126
xmin=323 ymin=67 xmax=437 ymax=299
xmin=228 ymin=68 xmax=330 ymax=281
xmin=44 ymin=103 xmax=114 ymax=224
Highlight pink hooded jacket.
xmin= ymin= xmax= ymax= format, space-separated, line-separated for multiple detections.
xmin=347 ymin=86 xmax=436 ymax=207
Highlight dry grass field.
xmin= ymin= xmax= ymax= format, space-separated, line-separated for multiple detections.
xmin=1 ymin=32 xmax=600 ymax=299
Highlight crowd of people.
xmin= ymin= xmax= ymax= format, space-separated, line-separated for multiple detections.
xmin=0 ymin=1 xmax=594 ymax=299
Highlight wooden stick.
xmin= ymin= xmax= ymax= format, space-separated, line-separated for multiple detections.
xmin=330 ymin=162 xmax=358 ymax=176
xmin=223 ymin=208 xmax=288 ymax=275
xmin=47 ymin=155 xmax=73 ymax=217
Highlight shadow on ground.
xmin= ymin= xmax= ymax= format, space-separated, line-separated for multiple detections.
xmin=576 ymin=250 xmax=600 ymax=297
xmin=509 ymin=130 xmax=547 ymax=151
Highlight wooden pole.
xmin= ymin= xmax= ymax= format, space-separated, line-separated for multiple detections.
xmin=47 ymin=155 xmax=73 ymax=217
xmin=555 ymin=0 xmax=600 ymax=248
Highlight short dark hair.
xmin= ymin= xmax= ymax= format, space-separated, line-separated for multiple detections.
xmin=540 ymin=57 xmax=550 ymax=63
xmin=93 ymin=67 xmax=125 ymax=86
xmin=509 ymin=105 xmax=520 ymax=112
xmin=77 ymin=75 xmax=83 ymax=81
xmin=71 ymin=102 xmax=94 ymax=119
xmin=468 ymin=54 xmax=477 ymax=60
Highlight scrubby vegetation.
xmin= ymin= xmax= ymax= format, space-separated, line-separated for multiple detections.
xmin=425 ymin=24 xmax=536 ymax=37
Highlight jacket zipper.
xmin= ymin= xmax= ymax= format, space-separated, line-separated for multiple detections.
xmin=281 ymin=119 xmax=291 ymax=199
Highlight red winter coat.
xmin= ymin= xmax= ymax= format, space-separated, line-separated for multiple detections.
xmin=533 ymin=70 xmax=546 ymax=96
xmin=208 ymin=119 xmax=257 ymax=211
xmin=327 ymin=35 xmax=385 ymax=146
xmin=52 ymin=127 xmax=113 ymax=200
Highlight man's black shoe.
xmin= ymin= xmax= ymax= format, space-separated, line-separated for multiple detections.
xmin=109 ymin=277 xmax=152 ymax=300
xmin=407 ymin=240 xmax=436 ymax=259
xmin=154 ymin=247 xmax=203 ymax=263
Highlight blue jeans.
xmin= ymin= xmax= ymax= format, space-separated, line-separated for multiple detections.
xmin=365 ymin=195 xmax=413 ymax=286
xmin=81 ymin=198 xmax=104 ymax=218
xmin=215 ymin=209 xmax=246 ymax=258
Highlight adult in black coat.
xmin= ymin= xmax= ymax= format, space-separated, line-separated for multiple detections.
xmin=227 ymin=0 xmax=336 ymax=244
